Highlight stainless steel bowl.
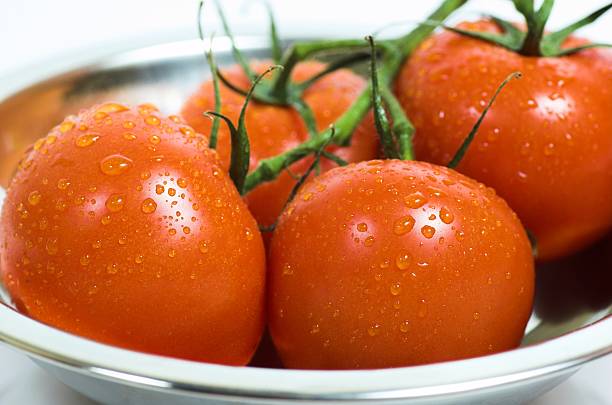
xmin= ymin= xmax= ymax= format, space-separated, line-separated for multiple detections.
xmin=0 ymin=37 xmax=610 ymax=405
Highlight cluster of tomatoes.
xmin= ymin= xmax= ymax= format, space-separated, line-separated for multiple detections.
xmin=1 ymin=1 xmax=610 ymax=370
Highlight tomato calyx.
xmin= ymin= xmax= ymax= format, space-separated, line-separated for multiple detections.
xmin=444 ymin=0 xmax=612 ymax=57
xmin=206 ymin=65 xmax=282 ymax=194
xmin=236 ymin=0 xmax=467 ymax=194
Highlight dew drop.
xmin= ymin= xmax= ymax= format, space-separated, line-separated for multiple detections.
xmin=364 ymin=235 xmax=375 ymax=247
xmin=282 ymin=263 xmax=294 ymax=276
xmin=45 ymin=238 xmax=58 ymax=256
xmin=395 ymin=252 xmax=412 ymax=270
xmin=473 ymin=312 xmax=480 ymax=320
xmin=101 ymin=215 xmax=112 ymax=225
xmin=357 ymin=222 xmax=368 ymax=232
xmin=168 ymin=188 xmax=177 ymax=197
xmin=135 ymin=254 xmax=144 ymax=264
xmin=393 ymin=215 xmax=415 ymax=235
xmin=145 ymin=115 xmax=161 ymax=126
xmin=245 ymin=227 xmax=254 ymax=240
xmin=543 ymin=143 xmax=555 ymax=156
xmin=107 ymin=264 xmax=118 ymax=274
xmin=168 ymin=249 xmax=177 ymax=258
xmin=404 ymin=192 xmax=427 ymax=209
xmin=57 ymin=178 xmax=71 ymax=190
xmin=80 ymin=255 xmax=90 ymax=266
xmin=141 ymin=198 xmax=157 ymax=214
xmin=28 ymin=191 xmax=41 ymax=206
xmin=301 ymin=192 xmax=313 ymax=201
xmin=177 ymin=178 xmax=188 ymax=189
xmin=156 ymin=185 xmax=165 ymax=195
xmin=148 ymin=134 xmax=161 ymax=145
xmin=198 ymin=240 xmax=209 ymax=254
xmin=367 ymin=324 xmax=381 ymax=336
xmin=439 ymin=207 xmax=454 ymax=224
xmin=59 ymin=121 xmax=76 ymax=133
xmin=421 ymin=225 xmax=436 ymax=239
xmin=390 ymin=281 xmax=402 ymax=296
xmin=105 ymin=194 xmax=126 ymax=213
xmin=183 ymin=226 xmax=191 ymax=235
xmin=100 ymin=154 xmax=132 ymax=176
xmin=97 ymin=102 xmax=129 ymax=114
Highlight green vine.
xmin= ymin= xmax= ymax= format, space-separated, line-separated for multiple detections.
xmin=447 ymin=0 xmax=612 ymax=56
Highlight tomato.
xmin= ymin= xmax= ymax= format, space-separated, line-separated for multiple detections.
xmin=268 ymin=159 xmax=534 ymax=369
xmin=182 ymin=61 xmax=378 ymax=234
xmin=0 ymin=103 xmax=266 ymax=365
xmin=395 ymin=20 xmax=612 ymax=261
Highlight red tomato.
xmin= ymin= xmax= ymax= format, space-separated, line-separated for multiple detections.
xmin=268 ymin=159 xmax=534 ymax=369
xmin=182 ymin=61 xmax=378 ymax=234
xmin=395 ymin=20 xmax=612 ymax=261
xmin=0 ymin=103 xmax=265 ymax=365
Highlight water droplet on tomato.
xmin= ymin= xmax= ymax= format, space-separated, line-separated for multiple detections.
xmin=394 ymin=216 xmax=415 ymax=235
xmin=141 ymin=198 xmax=157 ymax=214
xmin=177 ymin=178 xmax=188 ymax=189
xmin=282 ymin=263 xmax=294 ymax=276
xmin=421 ymin=225 xmax=436 ymax=239
xmin=105 ymin=194 xmax=126 ymax=213
xmin=145 ymin=115 xmax=161 ymax=126
xmin=80 ymin=255 xmax=90 ymax=266
xmin=367 ymin=324 xmax=381 ymax=336
xmin=390 ymin=281 xmax=402 ymax=296
xmin=439 ymin=207 xmax=454 ymax=224
xmin=59 ymin=121 xmax=76 ymax=133
xmin=57 ymin=178 xmax=71 ymax=190
xmin=97 ymin=103 xmax=129 ymax=114
xmin=395 ymin=252 xmax=412 ymax=270
xmin=27 ymin=190 xmax=41 ymax=206
xmin=404 ymin=192 xmax=427 ymax=209
xmin=100 ymin=154 xmax=132 ymax=176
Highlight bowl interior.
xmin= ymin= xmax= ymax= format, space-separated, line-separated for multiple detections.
xmin=0 ymin=37 xmax=610 ymax=361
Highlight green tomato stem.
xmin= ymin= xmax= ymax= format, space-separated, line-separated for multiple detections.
xmin=243 ymin=0 xmax=467 ymax=193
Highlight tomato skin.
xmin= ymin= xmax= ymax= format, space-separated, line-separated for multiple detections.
xmin=395 ymin=20 xmax=612 ymax=261
xmin=268 ymin=160 xmax=534 ymax=369
xmin=181 ymin=61 xmax=378 ymax=232
xmin=0 ymin=103 xmax=265 ymax=365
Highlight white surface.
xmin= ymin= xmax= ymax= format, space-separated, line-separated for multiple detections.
xmin=0 ymin=0 xmax=611 ymax=404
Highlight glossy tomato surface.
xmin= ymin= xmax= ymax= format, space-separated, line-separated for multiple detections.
xmin=0 ymin=103 xmax=265 ymax=365
xmin=268 ymin=160 xmax=534 ymax=369
xmin=395 ymin=20 xmax=612 ymax=261
xmin=182 ymin=61 xmax=378 ymax=232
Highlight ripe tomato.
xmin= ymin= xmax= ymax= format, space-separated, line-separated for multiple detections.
xmin=268 ymin=159 xmax=534 ymax=369
xmin=182 ymin=61 xmax=378 ymax=233
xmin=0 ymin=103 xmax=266 ymax=365
xmin=395 ymin=20 xmax=612 ymax=261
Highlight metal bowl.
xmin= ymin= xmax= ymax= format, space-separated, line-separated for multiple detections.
xmin=0 ymin=37 xmax=611 ymax=405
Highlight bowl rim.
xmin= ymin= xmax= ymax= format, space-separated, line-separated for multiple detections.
xmin=1 ymin=302 xmax=611 ymax=401
xmin=0 ymin=37 xmax=611 ymax=401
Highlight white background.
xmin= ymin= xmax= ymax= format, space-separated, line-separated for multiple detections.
xmin=0 ymin=0 xmax=611 ymax=404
